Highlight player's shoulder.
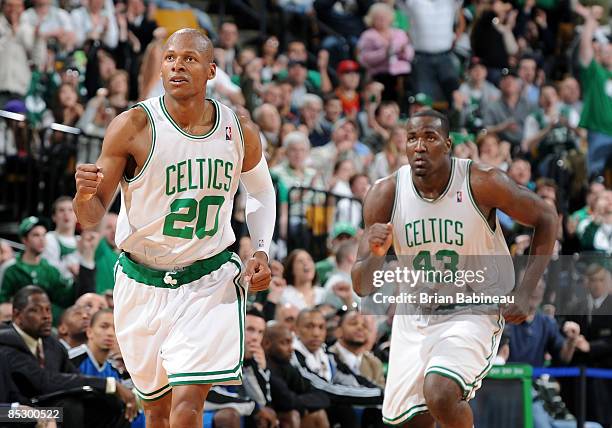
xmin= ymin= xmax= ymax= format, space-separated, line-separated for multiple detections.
xmin=363 ymin=172 xmax=397 ymax=223
xmin=370 ymin=172 xmax=398 ymax=198
xmin=466 ymin=159 xmax=507 ymax=186
xmin=105 ymin=105 xmax=150 ymax=139
xmin=467 ymin=159 xmax=516 ymax=205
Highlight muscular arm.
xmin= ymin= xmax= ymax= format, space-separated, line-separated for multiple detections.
xmin=240 ymin=116 xmax=276 ymax=260
xmin=470 ymin=163 xmax=558 ymax=299
xmin=351 ymin=176 xmax=396 ymax=297
xmin=73 ymin=108 xmax=149 ymax=229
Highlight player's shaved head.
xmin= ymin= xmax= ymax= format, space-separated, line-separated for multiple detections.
xmin=164 ymin=28 xmax=213 ymax=61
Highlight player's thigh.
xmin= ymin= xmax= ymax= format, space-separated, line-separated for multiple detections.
xmin=170 ymin=384 xmax=212 ymax=411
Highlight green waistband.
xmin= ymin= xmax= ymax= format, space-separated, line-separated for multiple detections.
xmin=118 ymin=250 xmax=233 ymax=288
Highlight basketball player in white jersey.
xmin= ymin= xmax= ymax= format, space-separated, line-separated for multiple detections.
xmin=352 ymin=110 xmax=558 ymax=428
xmin=73 ymin=29 xmax=276 ymax=427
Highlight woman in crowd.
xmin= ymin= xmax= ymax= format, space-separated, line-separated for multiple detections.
xmin=357 ymin=3 xmax=414 ymax=104
xmin=280 ymin=249 xmax=325 ymax=309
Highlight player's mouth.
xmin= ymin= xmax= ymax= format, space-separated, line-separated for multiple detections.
xmin=169 ymin=76 xmax=189 ymax=85
xmin=414 ymin=158 xmax=427 ymax=167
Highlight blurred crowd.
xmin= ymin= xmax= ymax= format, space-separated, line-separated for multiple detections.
xmin=0 ymin=0 xmax=611 ymax=426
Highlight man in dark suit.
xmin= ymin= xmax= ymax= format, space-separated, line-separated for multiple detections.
xmin=0 ymin=286 xmax=137 ymax=428
xmin=563 ymin=263 xmax=612 ymax=426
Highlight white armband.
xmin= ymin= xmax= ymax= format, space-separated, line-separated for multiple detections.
xmin=241 ymin=153 xmax=276 ymax=258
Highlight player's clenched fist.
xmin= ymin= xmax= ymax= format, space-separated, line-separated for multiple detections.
xmin=368 ymin=222 xmax=393 ymax=257
xmin=244 ymin=252 xmax=272 ymax=292
xmin=75 ymin=164 xmax=104 ymax=201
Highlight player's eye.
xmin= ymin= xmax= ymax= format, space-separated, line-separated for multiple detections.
xmin=165 ymin=55 xmax=174 ymax=61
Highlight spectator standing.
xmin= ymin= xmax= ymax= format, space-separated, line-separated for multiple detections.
xmin=70 ymin=0 xmax=118 ymax=49
xmin=357 ymin=3 xmax=414 ymax=105
xmin=314 ymin=0 xmax=372 ymax=66
xmin=0 ymin=0 xmax=46 ymax=106
xmin=574 ymin=3 xmax=612 ymax=177
xmin=400 ymin=0 xmax=463 ymax=105
xmin=21 ymin=0 xmax=76 ymax=53
xmin=471 ymin=0 xmax=519 ymax=85
xmin=125 ymin=0 xmax=156 ymax=50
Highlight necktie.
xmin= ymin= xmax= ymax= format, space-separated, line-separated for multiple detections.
xmin=36 ymin=341 xmax=45 ymax=368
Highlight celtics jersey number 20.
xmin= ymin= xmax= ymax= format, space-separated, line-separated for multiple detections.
xmin=115 ymin=96 xmax=244 ymax=267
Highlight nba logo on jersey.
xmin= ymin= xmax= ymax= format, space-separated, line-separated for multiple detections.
xmin=456 ymin=191 xmax=463 ymax=202
xmin=226 ymin=126 xmax=232 ymax=140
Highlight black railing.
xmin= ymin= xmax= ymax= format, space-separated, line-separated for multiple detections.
xmin=286 ymin=186 xmax=362 ymax=261
xmin=0 ymin=110 xmax=104 ymax=227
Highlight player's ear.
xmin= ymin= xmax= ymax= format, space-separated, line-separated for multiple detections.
xmin=208 ymin=62 xmax=216 ymax=80
xmin=445 ymin=137 xmax=452 ymax=153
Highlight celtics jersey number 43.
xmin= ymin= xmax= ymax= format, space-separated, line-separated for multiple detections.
xmin=115 ymin=96 xmax=244 ymax=268
xmin=391 ymin=158 xmax=515 ymax=296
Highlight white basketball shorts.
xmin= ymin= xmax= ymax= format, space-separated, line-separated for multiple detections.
xmin=113 ymin=250 xmax=246 ymax=401
xmin=382 ymin=309 xmax=504 ymax=425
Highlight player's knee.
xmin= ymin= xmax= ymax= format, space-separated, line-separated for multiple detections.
xmin=423 ymin=373 xmax=463 ymax=415
xmin=213 ymin=408 xmax=241 ymax=428
xmin=143 ymin=397 xmax=171 ymax=423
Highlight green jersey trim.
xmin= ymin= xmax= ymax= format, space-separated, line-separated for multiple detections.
xmin=389 ymin=171 xmax=400 ymax=225
xmin=117 ymin=250 xmax=232 ymax=287
xmin=466 ymin=160 xmax=496 ymax=235
xmin=169 ymin=374 xmax=242 ymax=386
xmin=160 ymin=96 xmax=220 ymax=139
xmin=410 ymin=157 xmax=456 ymax=203
xmin=382 ymin=404 xmax=429 ymax=424
xmin=125 ymin=102 xmax=156 ymax=183
xmin=230 ymin=109 xmax=245 ymax=153
xmin=134 ymin=383 xmax=172 ymax=401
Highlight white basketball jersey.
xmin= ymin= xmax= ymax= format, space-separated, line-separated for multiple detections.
xmin=391 ymin=158 xmax=515 ymax=296
xmin=115 ymin=96 xmax=244 ymax=267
